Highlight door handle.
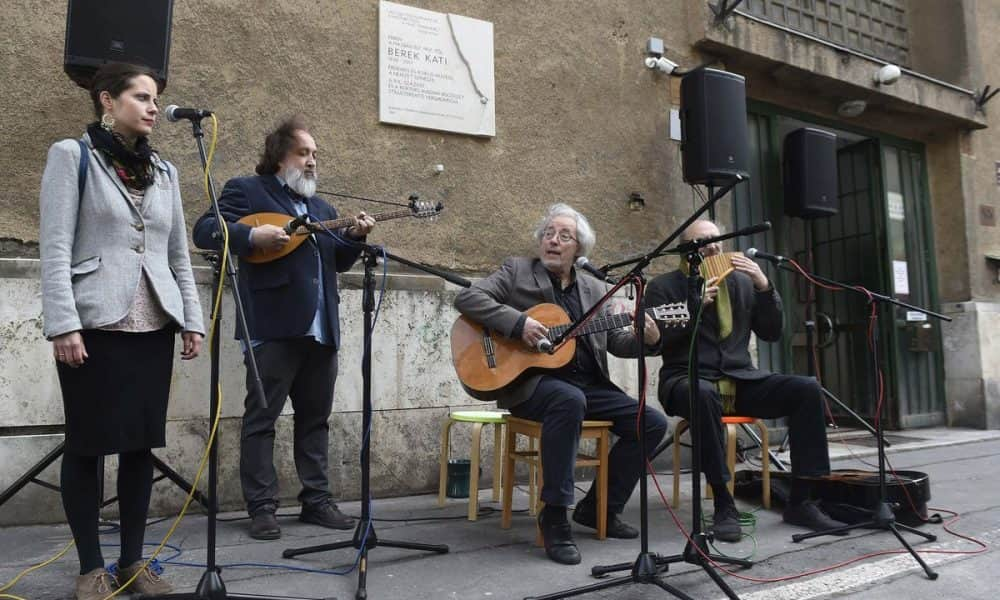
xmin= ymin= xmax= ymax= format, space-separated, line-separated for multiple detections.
xmin=815 ymin=312 xmax=836 ymax=349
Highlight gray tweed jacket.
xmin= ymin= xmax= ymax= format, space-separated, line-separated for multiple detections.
xmin=39 ymin=133 xmax=204 ymax=339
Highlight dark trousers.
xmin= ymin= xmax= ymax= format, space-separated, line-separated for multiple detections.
xmin=510 ymin=376 xmax=668 ymax=512
xmin=661 ymin=374 xmax=829 ymax=486
xmin=241 ymin=338 xmax=338 ymax=516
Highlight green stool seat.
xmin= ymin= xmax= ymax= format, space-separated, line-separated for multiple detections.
xmin=450 ymin=410 xmax=508 ymax=423
xmin=438 ymin=410 xmax=509 ymax=521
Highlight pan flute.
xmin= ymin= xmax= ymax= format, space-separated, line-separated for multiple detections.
xmin=699 ymin=252 xmax=740 ymax=284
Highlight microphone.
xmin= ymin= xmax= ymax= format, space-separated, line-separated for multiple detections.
xmin=535 ymin=337 xmax=554 ymax=354
xmin=575 ymin=257 xmax=617 ymax=283
xmin=745 ymin=248 xmax=788 ymax=264
xmin=164 ymin=105 xmax=214 ymax=122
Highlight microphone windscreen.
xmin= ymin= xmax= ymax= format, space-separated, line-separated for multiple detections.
xmin=745 ymin=248 xmax=758 ymax=258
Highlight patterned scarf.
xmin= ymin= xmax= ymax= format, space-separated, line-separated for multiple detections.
xmin=86 ymin=122 xmax=156 ymax=190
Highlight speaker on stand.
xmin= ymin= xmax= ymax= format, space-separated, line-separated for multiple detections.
xmin=680 ymin=68 xmax=750 ymax=187
xmin=64 ymin=0 xmax=173 ymax=89
xmin=780 ymin=127 xmax=839 ymax=452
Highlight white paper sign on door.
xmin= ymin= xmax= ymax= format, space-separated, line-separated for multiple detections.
xmin=893 ymin=260 xmax=910 ymax=295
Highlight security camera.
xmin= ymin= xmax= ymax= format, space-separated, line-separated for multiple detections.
xmin=874 ymin=64 xmax=901 ymax=86
xmin=645 ymin=56 xmax=678 ymax=75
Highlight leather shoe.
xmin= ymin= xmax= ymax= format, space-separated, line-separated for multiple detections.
xmin=572 ymin=504 xmax=639 ymax=539
xmin=711 ymin=504 xmax=742 ymax=543
xmin=249 ymin=511 xmax=281 ymax=540
xmin=783 ymin=500 xmax=849 ymax=534
xmin=538 ymin=512 xmax=581 ymax=565
xmin=300 ymin=500 xmax=355 ymax=530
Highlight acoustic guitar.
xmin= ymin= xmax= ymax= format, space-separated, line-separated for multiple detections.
xmin=451 ymin=301 xmax=689 ymax=394
xmin=237 ymin=198 xmax=443 ymax=264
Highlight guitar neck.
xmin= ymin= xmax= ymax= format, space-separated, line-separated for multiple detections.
xmin=300 ymin=208 xmax=415 ymax=233
xmin=547 ymin=308 xmax=655 ymax=340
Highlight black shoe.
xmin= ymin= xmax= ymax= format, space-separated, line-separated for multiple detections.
xmin=784 ymin=500 xmax=849 ymax=535
xmin=538 ymin=512 xmax=581 ymax=565
xmin=249 ymin=511 xmax=281 ymax=540
xmin=572 ymin=504 xmax=639 ymax=539
xmin=300 ymin=501 xmax=355 ymax=530
xmin=711 ymin=504 xmax=742 ymax=543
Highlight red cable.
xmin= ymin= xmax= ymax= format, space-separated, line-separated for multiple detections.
xmin=643 ymin=267 xmax=987 ymax=584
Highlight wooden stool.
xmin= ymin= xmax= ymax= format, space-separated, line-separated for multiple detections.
xmin=672 ymin=416 xmax=770 ymax=509
xmin=501 ymin=416 xmax=612 ymax=541
xmin=437 ymin=410 xmax=508 ymax=521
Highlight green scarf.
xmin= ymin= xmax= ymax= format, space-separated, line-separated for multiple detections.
xmin=679 ymin=256 xmax=736 ymax=413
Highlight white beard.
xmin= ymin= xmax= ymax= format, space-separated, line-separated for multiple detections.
xmin=284 ymin=167 xmax=317 ymax=198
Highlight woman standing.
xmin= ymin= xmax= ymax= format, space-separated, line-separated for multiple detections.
xmin=39 ymin=62 xmax=204 ymax=600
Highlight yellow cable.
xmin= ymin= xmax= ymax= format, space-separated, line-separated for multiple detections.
xmin=0 ymin=539 xmax=75 ymax=594
xmin=109 ymin=115 xmax=227 ymax=600
xmin=0 ymin=115 xmax=231 ymax=600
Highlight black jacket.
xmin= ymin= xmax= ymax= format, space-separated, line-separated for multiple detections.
xmin=192 ymin=175 xmax=363 ymax=347
xmin=644 ymin=269 xmax=783 ymax=401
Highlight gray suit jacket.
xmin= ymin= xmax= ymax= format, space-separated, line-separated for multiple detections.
xmin=39 ymin=134 xmax=204 ymax=339
xmin=453 ymin=257 xmax=657 ymax=408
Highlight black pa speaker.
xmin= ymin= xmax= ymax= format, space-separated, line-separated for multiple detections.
xmin=64 ymin=0 xmax=174 ymax=89
xmin=680 ymin=69 xmax=750 ymax=186
xmin=783 ymin=128 xmax=838 ymax=219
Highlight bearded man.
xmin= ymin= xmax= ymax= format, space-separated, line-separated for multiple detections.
xmin=193 ymin=116 xmax=375 ymax=540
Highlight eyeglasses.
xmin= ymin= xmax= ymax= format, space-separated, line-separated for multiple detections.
xmin=542 ymin=228 xmax=578 ymax=244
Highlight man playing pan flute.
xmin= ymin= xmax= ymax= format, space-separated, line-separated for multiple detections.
xmin=644 ymin=219 xmax=845 ymax=543
xmin=453 ymin=203 xmax=667 ymax=565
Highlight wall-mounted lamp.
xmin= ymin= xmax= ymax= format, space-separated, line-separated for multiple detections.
xmin=873 ymin=64 xmax=902 ymax=86
xmin=628 ymin=192 xmax=646 ymax=212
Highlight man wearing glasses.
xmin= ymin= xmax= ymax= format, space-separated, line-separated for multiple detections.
xmin=454 ymin=203 xmax=667 ymax=565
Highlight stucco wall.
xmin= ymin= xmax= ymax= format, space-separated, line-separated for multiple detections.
xmin=2 ymin=0 xmax=711 ymax=276
xmin=0 ymin=258 xmax=663 ymax=524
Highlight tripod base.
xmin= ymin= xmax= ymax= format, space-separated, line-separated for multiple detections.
xmin=792 ymin=501 xmax=938 ymax=579
xmin=151 ymin=565 xmax=335 ymax=600
xmin=527 ymin=534 xmax=751 ymax=600
xmin=282 ymin=520 xmax=448 ymax=600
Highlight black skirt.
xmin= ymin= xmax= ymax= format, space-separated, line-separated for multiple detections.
xmin=57 ymin=328 xmax=175 ymax=456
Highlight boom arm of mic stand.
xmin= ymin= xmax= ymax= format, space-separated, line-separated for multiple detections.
xmin=597 ymin=176 xmax=744 ymax=274
xmin=377 ymin=247 xmax=472 ymax=288
xmin=189 ymin=118 xmax=268 ymax=410
xmin=775 ymin=263 xmax=951 ymax=322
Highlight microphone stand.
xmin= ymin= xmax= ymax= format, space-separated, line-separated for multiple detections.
xmin=775 ymin=319 xmax=882 ymax=452
xmin=282 ymin=244 xmax=456 ymax=600
xmin=528 ymin=177 xmax=751 ymax=600
xmin=159 ymin=116 xmax=310 ymax=600
xmin=773 ymin=263 xmax=947 ymax=580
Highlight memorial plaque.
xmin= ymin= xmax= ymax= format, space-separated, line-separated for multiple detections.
xmin=379 ymin=1 xmax=495 ymax=137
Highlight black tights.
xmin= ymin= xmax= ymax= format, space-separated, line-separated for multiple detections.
xmin=60 ymin=449 xmax=154 ymax=574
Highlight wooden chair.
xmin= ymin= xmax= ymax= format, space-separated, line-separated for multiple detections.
xmin=437 ymin=410 xmax=508 ymax=521
xmin=501 ymin=416 xmax=613 ymax=541
xmin=672 ymin=416 xmax=770 ymax=509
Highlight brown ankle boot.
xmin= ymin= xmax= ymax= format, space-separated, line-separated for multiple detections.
xmin=74 ymin=567 xmax=117 ymax=600
xmin=117 ymin=560 xmax=173 ymax=596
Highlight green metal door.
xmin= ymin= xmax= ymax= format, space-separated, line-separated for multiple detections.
xmin=810 ymin=139 xmax=884 ymax=422
xmin=880 ymin=146 xmax=946 ymax=427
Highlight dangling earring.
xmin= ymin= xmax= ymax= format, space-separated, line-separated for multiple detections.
xmin=101 ymin=113 xmax=115 ymax=132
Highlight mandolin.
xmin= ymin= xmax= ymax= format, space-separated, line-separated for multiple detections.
xmin=237 ymin=198 xmax=443 ymax=264
xmin=451 ymin=301 xmax=689 ymax=395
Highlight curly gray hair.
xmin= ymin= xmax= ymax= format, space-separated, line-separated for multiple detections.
xmin=533 ymin=203 xmax=596 ymax=258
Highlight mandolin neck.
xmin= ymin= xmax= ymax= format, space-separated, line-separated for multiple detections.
xmin=298 ymin=208 xmax=416 ymax=234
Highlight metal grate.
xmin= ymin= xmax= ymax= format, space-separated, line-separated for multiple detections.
xmin=743 ymin=0 xmax=910 ymax=66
